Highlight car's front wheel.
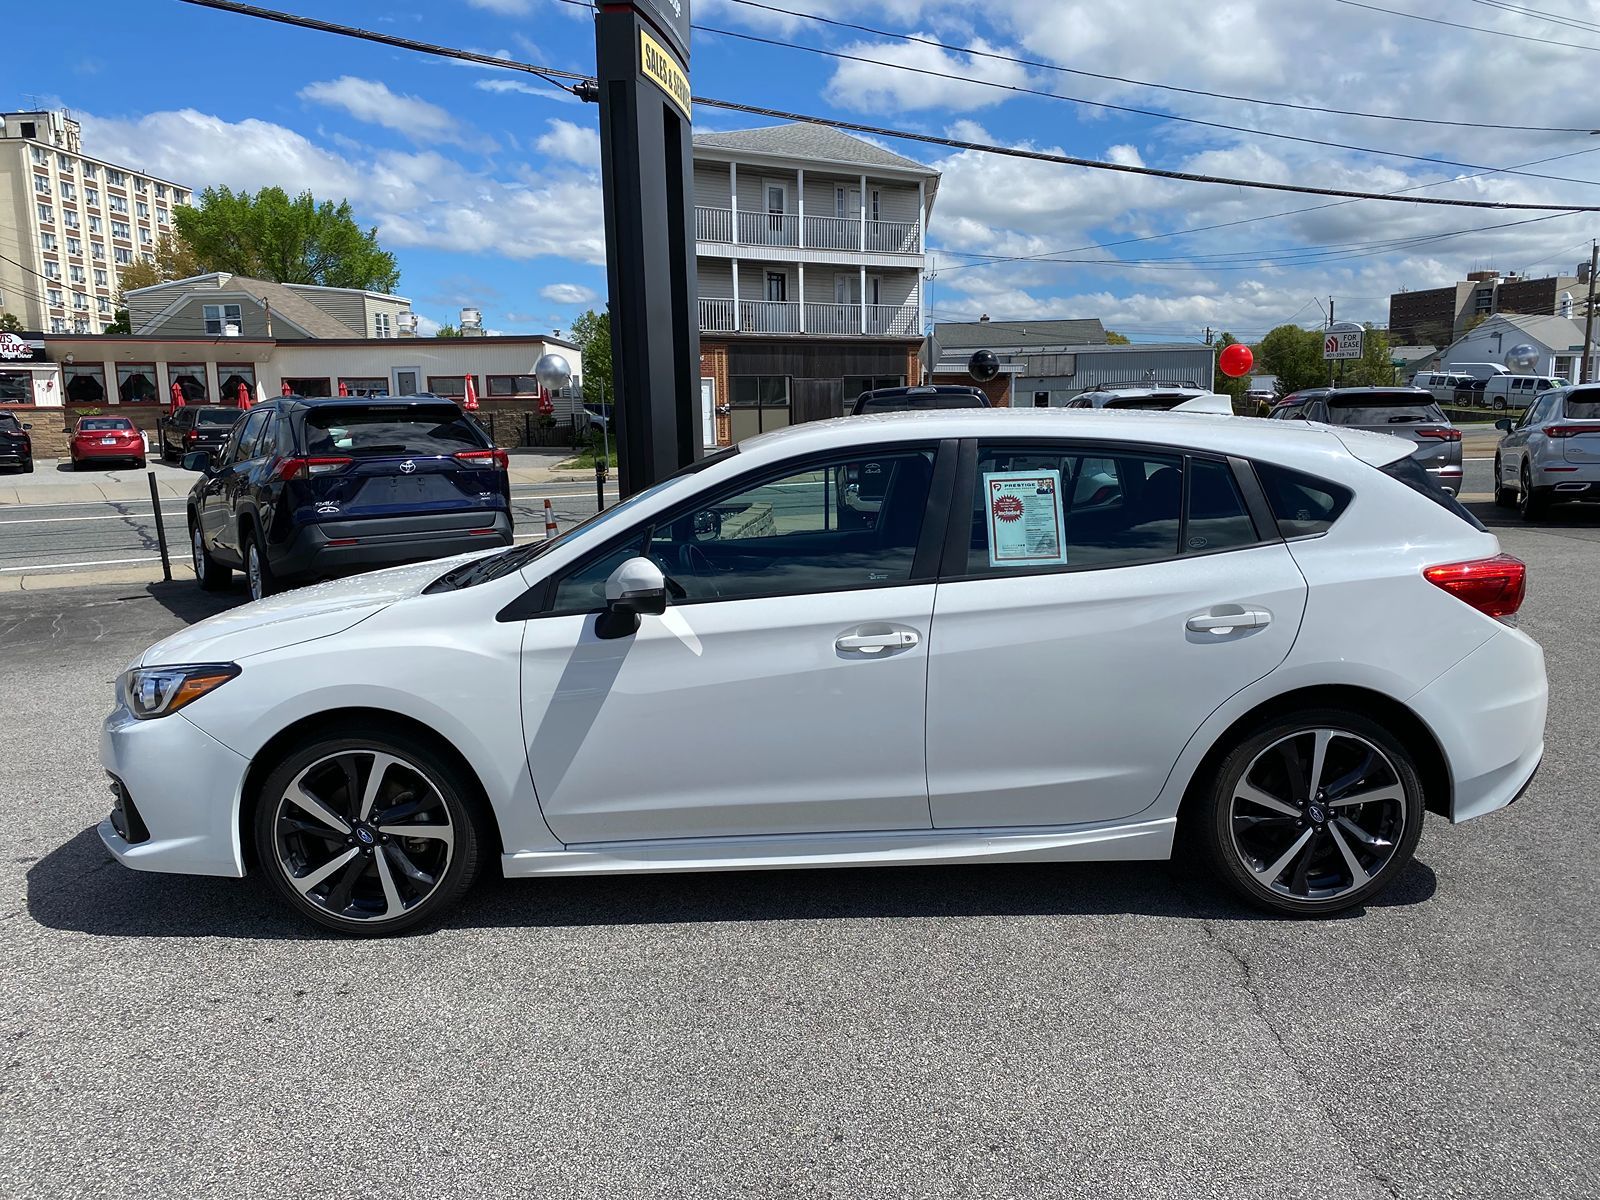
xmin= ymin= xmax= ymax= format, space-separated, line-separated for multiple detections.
xmin=1494 ymin=454 xmax=1517 ymax=508
xmin=253 ymin=732 xmax=484 ymax=935
xmin=1195 ymin=709 xmax=1426 ymax=916
xmin=244 ymin=527 xmax=276 ymax=602
xmin=191 ymin=521 xmax=231 ymax=591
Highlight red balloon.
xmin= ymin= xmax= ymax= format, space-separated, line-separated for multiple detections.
xmin=1219 ymin=343 xmax=1254 ymax=378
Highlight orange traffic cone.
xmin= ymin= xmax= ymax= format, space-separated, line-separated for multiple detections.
xmin=543 ymin=497 xmax=558 ymax=540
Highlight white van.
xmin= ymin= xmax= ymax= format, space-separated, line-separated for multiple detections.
xmin=1446 ymin=362 xmax=1513 ymax=382
xmin=1482 ymin=374 xmax=1566 ymax=410
xmin=1413 ymin=370 xmax=1474 ymax=403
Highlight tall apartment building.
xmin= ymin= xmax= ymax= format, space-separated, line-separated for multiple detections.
xmin=1388 ymin=268 xmax=1584 ymax=347
xmin=692 ymin=124 xmax=939 ymax=441
xmin=0 ymin=110 xmax=191 ymax=335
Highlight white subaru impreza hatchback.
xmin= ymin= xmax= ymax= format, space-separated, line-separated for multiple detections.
xmin=99 ymin=410 xmax=1546 ymax=934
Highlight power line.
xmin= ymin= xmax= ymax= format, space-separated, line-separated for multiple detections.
xmin=686 ymin=17 xmax=1600 ymax=185
xmin=721 ymin=0 xmax=1600 ymax=135
xmin=1468 ymin=0 xmax=1600 ymax=35
xmin=175 ymin=0 xmax=1600 ymax=212
xmin=1331 ymin=0 xmax=1600 ymax=52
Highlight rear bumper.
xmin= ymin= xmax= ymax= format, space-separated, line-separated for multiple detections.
xmin=0 ymin=449 xmax=29 ymax=465
xmin=271 ymin=510 xmax=513 ymax=579
xmin=72 ymin=444 xmax=145 ymax=461
xmin=1408 ymin=625 xmax=1547 ymax=823
xmin=1427 ymin=463 xmax=1464 ymax=496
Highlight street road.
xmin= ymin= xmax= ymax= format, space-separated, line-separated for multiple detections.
xmin=1 ymin=496 xmax=1596 ymax=1198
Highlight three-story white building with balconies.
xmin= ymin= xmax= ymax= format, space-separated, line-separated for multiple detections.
xmin=692 ymin=124 xmax=939 ymax=442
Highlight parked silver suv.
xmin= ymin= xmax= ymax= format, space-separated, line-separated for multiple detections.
xmin=1268 ymin=387 xmax=1464 ymax=495
xmin=1494 ymin=384 xmax=1600 ymax=520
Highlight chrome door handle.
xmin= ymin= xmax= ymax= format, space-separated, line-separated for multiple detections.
xmin=1187 ymin=609 xmax=1271 ymax=634
xmin=836 ymin=630 xmax=919 ymax=653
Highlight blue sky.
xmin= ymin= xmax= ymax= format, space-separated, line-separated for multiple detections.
xmin=16 ymin=0 xmax=1600 ymax=344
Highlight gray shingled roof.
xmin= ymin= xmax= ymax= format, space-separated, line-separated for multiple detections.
xmin=694 ymin=123 xmax=937 ymax=175
xmin=933 ymin=319 xmax=1108 ymax=350
xmin=133 ymin=274 xmax=361 ymax=339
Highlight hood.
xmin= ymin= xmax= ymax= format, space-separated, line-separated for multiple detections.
xmin=138 ymin=556 xmax=471 ymax=666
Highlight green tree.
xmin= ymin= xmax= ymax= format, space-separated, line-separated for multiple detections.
xmin=0 ymin=311 xmax=23 ymax=333
xmin=1342 ymin=324 xmax=1394 ymax=387
xmin=116 ymin=232 xmax=204 ymax=297
xmin=1258 ymin=324 xmax=1328 ymax=394
xmin=434 ymin=323 xmax=460 ymax=338
xmin=173 ymin=186 xmax=399 ymax=292
xmin=1104 ymin=329 xmax=1131 ymax=345
xmin=571 ymin=306 xmax=613 ymax=403
xmin=104 ymin=309 xmax=131 ymax=334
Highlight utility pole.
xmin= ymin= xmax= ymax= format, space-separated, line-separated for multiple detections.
xmin=1326 ymin=296 xmax=1335 ymax=387
xmin=1583 ymin=241 xmax=1598 ymax=384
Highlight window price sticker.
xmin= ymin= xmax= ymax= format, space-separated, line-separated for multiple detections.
xmin=984 ymin=470 xmax=1068 ymax=568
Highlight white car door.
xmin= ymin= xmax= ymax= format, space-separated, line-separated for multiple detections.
xmin=925 ymin=440 xmax=1309 ymax=828
xmin=519 ymin=445 xmax=945 ymax=844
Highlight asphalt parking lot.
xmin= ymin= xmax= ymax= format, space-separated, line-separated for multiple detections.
xmin=2 ymin=494 xmax=1597 ymax=1198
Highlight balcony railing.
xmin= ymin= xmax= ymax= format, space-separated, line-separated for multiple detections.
xmin=694 ymin=206 xmax=922 ymax=254
xmin=737 ymin=211 xmax=800 ymax=247
xmin=700 ymin=298 xmax=919 ymax=337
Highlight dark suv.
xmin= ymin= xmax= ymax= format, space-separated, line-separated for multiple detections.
xmin=184 ymin=394 xmax=513 ymax=601
xmin=159 ymin=405 xmax=241 ymax=463
xmin=0 ymin=412 xmax=32 ymax=473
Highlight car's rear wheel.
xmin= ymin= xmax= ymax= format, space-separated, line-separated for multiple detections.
xmin=1494 ymin=454 xmax=1517 ymax=508
xmin=1519 ymin=462 xmax=1550 ymax=521
xmin=191 ymin=521 xmax=231 ymax=591
xmin=21 ymin=457 xmax=32 ymax=474
xmin=253 ymin=733 xmax=483 ymax=935
xmin=245 ymin=527 xmax=276 ymax=602
xmin=1196 ymin=709 xmax=1425 ymax=916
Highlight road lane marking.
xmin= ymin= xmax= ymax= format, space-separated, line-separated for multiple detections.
xmin=0 ymin=511 xmax=189 ymax=526
xmin=0 ymin=555 xmax=165 ymax=572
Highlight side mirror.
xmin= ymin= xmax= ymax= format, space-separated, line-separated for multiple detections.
xmin=1495 ymin=418 xmax=1513 ymax=432
xmin=20 ymin=423 xmax=30 ymax=431
xmin=597 ymin=556 xmax=667 ymax=639
xmin=180 ymin=450 xmax=212 ymax=473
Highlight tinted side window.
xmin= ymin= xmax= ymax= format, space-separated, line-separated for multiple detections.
xmin=1185 ymin=459 xmax=1258 ymax=554
xmin=1255 ymin=462 xmax=1352 ymax=538
xmin=224 ymin=410 xmax=268 ymax=465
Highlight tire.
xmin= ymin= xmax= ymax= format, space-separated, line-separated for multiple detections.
xmin=1194 ymin=708 xmax=1426 ymax=917
xmin=1493 ymin=454 xmax=1516 ymax=509
xmin=1519 ymin=463 xmax=1550 ymax=522
xmin=252 ymin=729 xmax=484 ymax=936
xmin=21 ymin=458 xmax=32 ymax=474
xmin=190 ymin=519 xmax=231 ymax=591
xmin=244 ymin=524 xmax=277 ymax=602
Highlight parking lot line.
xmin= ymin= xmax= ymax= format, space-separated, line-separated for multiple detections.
xmin=0 ymin=511 xmax=189 ymax=526
xmin=0 ymin=555 xmax=164 ymax=573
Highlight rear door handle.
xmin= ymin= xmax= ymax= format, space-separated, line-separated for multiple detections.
xmin=1187 ymin=608 xmax=1271 ymax=634
xmin=836 ymin=629 xmax=919 ymax=654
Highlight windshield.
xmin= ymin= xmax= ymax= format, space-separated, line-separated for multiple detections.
xmin=195 ymin=410 xmax=240 ymax=427
xmin=80 ymin=418 xmax=132 ymax=431
xmin=428 ymin=447 xmax=740 ymax=591
xmin=857 ymin=394 xmax=983 ymax=413
xmin=305 ymin=405 xmax=484 ymax=455
xmin=1326 ymin=397 xmax=1446 ymax=425
xmin=0 ymin=414 xmax=19 ymax=430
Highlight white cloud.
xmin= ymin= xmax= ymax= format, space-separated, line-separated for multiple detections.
xmin=413 ymin=313 xmax=443 ymax=336
xmin=299 ymin=76 xmax=488 ymax=149
xmin=465 ymin=0 xmax=537 ymax=14
xmin=540 ymin=283 xmax=598 ymax=305
xmin=535 ymin=119 xmax=601 ymax=169
xmin=474 ymin=78 xmax=581 ymax=105
xmin=824 ymin=35 xmax=1031 ymax=113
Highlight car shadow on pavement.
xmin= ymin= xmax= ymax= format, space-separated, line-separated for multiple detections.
xmin=1466 ymin=499 xmax=1600 ymax=530
xmin=25 ymin=826 xmax=1438 ymax=941
xmin=140 ymin=578 xmax=249 ymax=622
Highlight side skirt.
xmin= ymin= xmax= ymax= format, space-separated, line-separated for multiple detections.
xmin=501 ymin=817 xmax=1176 ymax=878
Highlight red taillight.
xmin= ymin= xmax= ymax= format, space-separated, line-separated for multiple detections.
xmin=1423 ymin=554 xmax=1526 ymax=619
xmin=186 ymin=431 xmax=199 ymax=443
xmin=454 ymin=448 xmax=508 ymax=470
xmin=1415 ymin=426 xmax=1462 ymax=441
xmin=1544 ymin=424 xmax=1600 ymax=438
xmin=273 ymin=455 xmax=352 ymax=481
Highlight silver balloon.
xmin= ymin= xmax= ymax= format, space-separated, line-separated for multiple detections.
xmin=1505 ymin=343 xmax=1539 ymax=373
xmin=534 ymin=353 xmax=573 ymax=392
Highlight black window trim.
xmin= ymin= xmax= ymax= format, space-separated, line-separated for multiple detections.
xmin=936 ymin=435 xmax=1278 ymax=585
xmin=513 ymin=438 xmax=956 ymax=620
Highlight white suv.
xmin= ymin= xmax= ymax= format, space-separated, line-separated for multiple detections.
xmin=1494 ymin=384 xmax=1600 ymax=519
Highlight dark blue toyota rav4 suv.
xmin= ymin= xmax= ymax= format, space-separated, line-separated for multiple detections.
xmin=184 ymin=394 xmax=513 ymax=600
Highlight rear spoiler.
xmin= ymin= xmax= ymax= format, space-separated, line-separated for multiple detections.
xmin=1172 ymin=393 xmax=1234 ymax=415
xmin=1327 ymin=426 xmax=1417 ymax=468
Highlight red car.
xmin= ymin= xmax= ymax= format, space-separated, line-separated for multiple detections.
xmin=70 ymin=417 xmax=146 ymax=470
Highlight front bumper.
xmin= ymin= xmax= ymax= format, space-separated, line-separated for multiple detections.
xmin=270 ymin=510 xmax=514 ymax=580
xmin=97 ymin=703 xmax=250 ymax=877
xmin=1407 ymin=624 xmax=1547 ymax=823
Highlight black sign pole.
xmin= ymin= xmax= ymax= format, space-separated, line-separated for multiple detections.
xmin=593 ymin=0 xmax=700 ymax=497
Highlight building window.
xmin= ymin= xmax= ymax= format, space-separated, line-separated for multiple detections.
xmin=765 ymin=271 xmax=788 ymax=302
xmin=47 ymin=289 xmax=63 ymax=307
xmin=155 ymin=183 xmax=167 ymax=199
xmin=83 ymin=162 xmax=96 ymax=180
xmin=203 ymin=303 xmax=243 ymax=335
xmin=138 ymin=228 xmax=152 ymax=245
xmin=834 ymin=186 xmax=847 ymax=218
xmin=169 ymin=364 xmax=209 ymax=404
xmin=109 ymin=196 xmax=127 ymax=214
xmin=427 ymin=375 xmax=477 ymax=398
xmin=338 ymin=377 xmax=388 ymax=397
xmin=218 ymin=365 xmax=257 ymax=404
xmin=114 ymin=247 xmax=132 ymax=264
xmin=37 ymin=204 xmax=53 ymax=224
xmin=871 ymin=188 xmax=881 ymax=221
xmin=111 ymin=220 xmax=130 ymax=239
xmin=50 ymin=317 xmax=66 ymax=334
xmin=86 ymin=188 xmax=99 ymax=207
xmin=97 ymin=296 xmax=111 ymax=314
xmin=61 ymin=182 xmax=76 ymax=202
xmin=93 ymin=269 xmax=107 ymax=287
xmin=69 ymin=266 xmax=85 ymax=284
xmin=72 ymin=317 xmax=90 ymax=334
xmin=133 ymin=178 xmax=147 ymax=194
xmin=64 ymin=364 xmax=107 ymax=404
xmin=107 ymin=170 xmax=127 ymax=186
xmin=135 ymin=201 xmax=149 ymax=219
xmin=173 ymin=190 xmax=188 ymax=205
xmin=92 ymin=242 xmax=105 ymax=260
xmin=487 ymin=374 xmax=539 ymax=396
xmin=117 ymin=364 xmax=159 ymax=404
xmin=282 ymin=377 xmax=332 ymax=398
xmin=43 ymin=262 xmax=61 ymax=281
xmin=66 ymin=238 xmax=82 ymax=256
xmin=33 ymin=175 xmax=50 ymax=195
xmin=156 ymin=207 xmax=170 ymax=225
xmin=30 ymin=145 xmax=45 ymax=164
xmin=63 ymin=211 xmax=79 ymax=229
xmin=40 ymin=233 xmax=57 ymax=251
xmin=88 ymin=216 xmax=101 ymax=234
xmin=58 ymin=154 xmax=73 ymax=172
xmin=373 ymin=312 xmax=393 ymax=338
xmin=73 ymin=293 xmax=88 ymax=311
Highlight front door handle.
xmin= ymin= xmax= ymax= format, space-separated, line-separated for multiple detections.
xmin=1187 ymin=608 xmax=1271 ymax=634
xmin=836 ymin=629 xmax=919 ymax=654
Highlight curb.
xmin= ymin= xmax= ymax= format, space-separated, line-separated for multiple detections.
xmin=0 ymin=562 xmax=196 ymax=592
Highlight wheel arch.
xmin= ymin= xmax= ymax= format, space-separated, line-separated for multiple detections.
xmin=238 ymin=707 xmax=507 ymax=874
xmin=1176 ymin=684 xmax=1452 ymax=826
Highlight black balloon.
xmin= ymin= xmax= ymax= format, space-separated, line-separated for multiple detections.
xmin=969 ymin=349 xmax=1000 ymax=383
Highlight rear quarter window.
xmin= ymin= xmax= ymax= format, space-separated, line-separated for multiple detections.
xmin=1254 ymin=462 xmax=1352 ymax=538
xmin=1381 ymin=456 xmax=1484 ymax=530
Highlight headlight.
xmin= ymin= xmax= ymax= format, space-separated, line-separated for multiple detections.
xmin=119 ymin=663 xmax=240 ymax=720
